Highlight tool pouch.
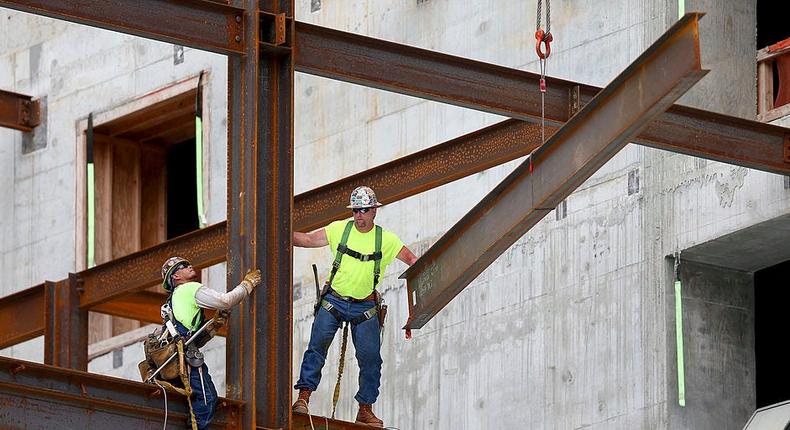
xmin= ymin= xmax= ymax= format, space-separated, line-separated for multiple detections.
xmin=375 ymin=291 xmax=387 ymax=330
xmin=143 ymin=334 xmax=180 ymax=381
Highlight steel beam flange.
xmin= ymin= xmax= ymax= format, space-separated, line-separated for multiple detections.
xmin=400 ymin=13 xmax=708 ymax=330
xmin=0 ymin=0 xmax=245 ymax=55
xmin=0 ymin=89 xmax=40 ymax=132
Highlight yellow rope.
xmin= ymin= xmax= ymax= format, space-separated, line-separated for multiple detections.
xmin=177 ymin=339 xmax=198 ymax=430
xmin=330 ymin=322 xmax=349 ymax=420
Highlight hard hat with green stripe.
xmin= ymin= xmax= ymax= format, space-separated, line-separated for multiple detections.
xmin=161 ymin=256 xmax=191 ymax=292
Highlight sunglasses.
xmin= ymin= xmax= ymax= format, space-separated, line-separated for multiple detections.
xmin=352 ymin=207 xmax=372 ymax=214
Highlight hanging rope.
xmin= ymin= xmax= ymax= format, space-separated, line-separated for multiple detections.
xmin=330 ymin=322 xmax=350 ymax=420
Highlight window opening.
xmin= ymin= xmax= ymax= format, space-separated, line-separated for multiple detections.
xmin=87 ymin=88 xmax=200 ymax=342
xmin=757 ymin=1 xmax=790 ymax=120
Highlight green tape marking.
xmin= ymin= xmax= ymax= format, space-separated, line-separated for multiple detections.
xmin=675 ymin=279 xmax=686 ymax=407
xmin=678 ymin=0 xmax=685 ymax=19
xmin=196 ymin=116 xmax=206 ymax=228
xmin=87 ymin=163 xmax=96 ymax=268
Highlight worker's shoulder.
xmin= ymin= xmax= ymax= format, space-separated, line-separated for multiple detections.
xmin=376 ymin=224 xmax=403 ymax=243
xmin=175 ymin=281 xmax=203 ymax=294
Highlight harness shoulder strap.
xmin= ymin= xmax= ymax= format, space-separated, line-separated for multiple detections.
xmin=373 ymin=225 xmax=382 ymax=289
xmin=327 ymin=221 xmax=354 ymax=287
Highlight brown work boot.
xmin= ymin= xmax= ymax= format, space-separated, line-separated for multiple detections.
xmin=291 ymin=389 xmax=311 ymax=414
xmin=355 ymin=403 xmax=384 ymax=427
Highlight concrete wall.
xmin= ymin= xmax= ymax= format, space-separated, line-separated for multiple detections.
xmin=667 ymin=260 xmax=755 ymax=430
xmin=1 ymin=1 xmax=786 ymax=429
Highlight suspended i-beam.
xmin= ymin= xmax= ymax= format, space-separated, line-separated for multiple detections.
xmin=400 ymin=13 xmax=707 ymax=329
xmin=0 ymin=0 xmax=245 ymax=55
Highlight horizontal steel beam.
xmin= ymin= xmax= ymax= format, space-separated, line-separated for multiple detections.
xmin=295 ymin=21 xmax=593 ymax=125
xmin=0 ymin=89 xmax=40 ymax=132
xmin=0 ymin=284 xmax=45 ymax=349
xmin=0 ymin=356 xmax=242 ymax=428
xmin=294 ymin=120 xmax=552 ymax=232
xmin=401 ymin=13 xmax=707 ymax=329
xmin=79 ymin=221 xmax=226 ymax=308
xmin=296 ymin=21 xmax=790 ymax=176
xmin=0 ymin=0 xmax=245 ymax=55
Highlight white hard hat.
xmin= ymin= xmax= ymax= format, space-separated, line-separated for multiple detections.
xmin=347 ymin=186 xmax=382 ymax=209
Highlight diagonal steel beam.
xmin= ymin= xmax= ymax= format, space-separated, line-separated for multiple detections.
xmin=0 ymin=356 xmax=242 ymax=428
xmin=0 ymin=0 xmax=245 ymax=55
xmin=0 ymin=89 xmax=40 ymax=132
xmin=400 ymin=13 xmax=707 ymax=330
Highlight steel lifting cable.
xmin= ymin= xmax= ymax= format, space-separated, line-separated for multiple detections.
xmin=531 ymin=0 xmax=553 ymax=173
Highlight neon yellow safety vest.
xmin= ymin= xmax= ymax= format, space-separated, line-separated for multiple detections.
xmin=171 ymin=281 xmax=204 ymax=331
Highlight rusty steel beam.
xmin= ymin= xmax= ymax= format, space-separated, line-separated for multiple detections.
xmin=291 ymin=413 xmax=376 ymax=430
xmin=226 ymin=1 xmax=294 ymax=428
xmin=93 ymin=291 xmax=228 ymax=337
xmin=92 ymin=290 xmax=168 ymax=325
xmin=0 ymin=284 xmax=45 ymax=349
xmin=0 ymin=356 xmax=242 ymax=428
xmin=0 ymin=89 xmax=40 ymax=132
xmin=44 ymin=274 xmax=87 ymax=370
xmin=294 ymin=120 xmax=553 ymax=232
xmin=295 ymin=21 xmax=593 ymax=125
xmin=296 ymin=21 xmax=790 ymax=177
xmin=401 ymin=13 xmax=707 ymax=329
xmin=79 ymin=221 xmax=225 ymax=308
xmin=0 ymin=0 xmax=245 ymax=55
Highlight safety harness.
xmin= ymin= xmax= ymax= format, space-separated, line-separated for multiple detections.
xmin=139 ymin=290 xmax=213 ymax=430
xmin=319 ymin=220 xmax=383 ymax=325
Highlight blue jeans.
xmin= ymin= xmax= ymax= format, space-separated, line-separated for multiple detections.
xmin=174 ymin=320 xmax=218 ymax=429
xmin=295 ymin=294 xmax=382 ymax=404
xmin=188 ymin=363 xmax=218 ymax=429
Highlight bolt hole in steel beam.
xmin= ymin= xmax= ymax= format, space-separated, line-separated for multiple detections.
xmin=400 ymin=13 xmax=708 ymax=330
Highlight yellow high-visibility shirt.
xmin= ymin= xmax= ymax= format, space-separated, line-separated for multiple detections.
xmin=325 ymin=220 xmax=404 ymax=299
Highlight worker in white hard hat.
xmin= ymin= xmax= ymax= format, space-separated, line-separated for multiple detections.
xmin=291 ymin=186 xmax=418 ymax=427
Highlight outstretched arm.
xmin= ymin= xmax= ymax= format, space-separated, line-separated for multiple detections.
xmin=294 ymin=228 xmax=328 ymax=248
xmin=195 ymin=269 xmax=261 ymax=310
xmin=396 ymin=246 xmax=418 ymax=266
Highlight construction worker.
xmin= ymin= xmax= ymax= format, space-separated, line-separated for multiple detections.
xmin=159 ymin=256 xmax=262 ymax=430
xmin=292 ymin=186 xmax=418 ymax=427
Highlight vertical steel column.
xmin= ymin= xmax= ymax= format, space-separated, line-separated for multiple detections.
xmin=226 ymin=1 xmax=259 ymax=427
xmin=44 ymin=274 xmax=88 ymax=370
xmin=257 ymin=1 xmax=294 ymax=427
xmin=227 ymin=0 xmax=293 ymax=428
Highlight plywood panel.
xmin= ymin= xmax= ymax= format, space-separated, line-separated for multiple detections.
xmin=111 ymin=143 xmax=142 ymax=335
